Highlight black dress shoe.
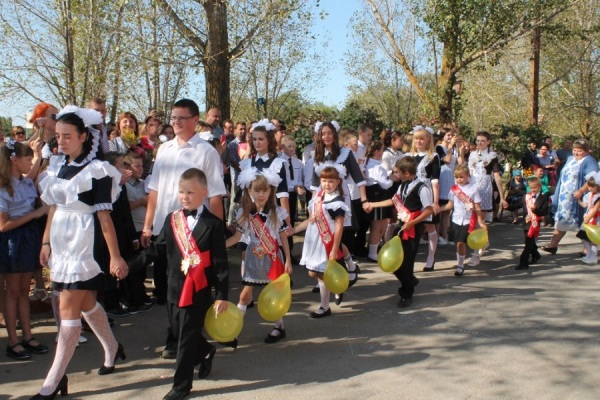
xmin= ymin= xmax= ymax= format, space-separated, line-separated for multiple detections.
xmin=218 ymin=338 xmax=238 ymax=349
xmin=264 ymin=327 xmax=286 ymax=343
xmin=98 ymin=343 xmax=126 ymax=375
xmin=422 ymin=263 xmax=434 ymax=272
xmin=163 ymin=388 xmax=190 ymax=400
xmin=161 ymin=348 xmax=177 ymax=359
xmin=22 ymin=338 xmax=48 ymax=354
xmin=397 ymin=297 xmax=413 ymax=308
xmin=246 ymin=300 xmax=255 ymax=309
xmin=30 ymin=374 xmax=68 ymax=399
xmin=515 ymin=264 xmax=529 ymax=270
xmin=541 ymin=246 xmax=557 ymax=255
xmin=311 ymin=285 xmax=320 ymax=293
xmin=335 ymin=293 xmax=344 ymax=305
xmin=309 ymin=307 xmax=331 ymax=319
xmin=198 ymin=347 xmax=216 ymax=379
xmin=530 ymin=255 xmax=541 ymax=264
xmin=6 ymin=343 xmax=31 ymax=360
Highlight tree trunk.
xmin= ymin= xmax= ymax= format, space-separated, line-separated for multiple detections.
xmin=204 ymin=1 xmax=231 ymax=119
xmin=528 ymin=26 xmax=541 ymax=126
xmin=439 ymin=46 xmax=456 ymax=124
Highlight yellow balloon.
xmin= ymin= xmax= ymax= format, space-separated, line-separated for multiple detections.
xmin=258 ymin=274 xmax=292 ymax=322
xmin=583 ymin=224 xmax=600 ymax=245
xmin=467 ymin=228 xmax=489 ymax=250
xmin=323 ymin=259 xmax=349 ymax=294
xmin=204 ymin=301 xmax=244 ymax=342
xmin=377 ymin=236 xmax=404 ymax=273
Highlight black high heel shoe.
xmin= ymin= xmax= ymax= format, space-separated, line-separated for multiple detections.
xmin=30 ymin=374 xmax=68 ymax=399
xmin=541 ymin=246 xmax=558 ymax=255
xmin=98 ymin=343 xmax=126 ymax=375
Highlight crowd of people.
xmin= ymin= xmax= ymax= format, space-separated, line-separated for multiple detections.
xmin=0 ymin=97 xmax=597 ymax=400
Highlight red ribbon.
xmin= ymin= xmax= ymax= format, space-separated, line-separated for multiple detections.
xmin=170 ymin=210 xmax=211 ymax=307
xmin=450 ymin=185 xmax=477 ymax=233
xmin=392 ymin=194 xmax=422 ymax=240
xmin=314 ymin=191 xmax=343 ymax=259
xmin=249 ymin=214 xmax=285 ymax=281
xmin=525 ymin=193 xmax=541 ymax=239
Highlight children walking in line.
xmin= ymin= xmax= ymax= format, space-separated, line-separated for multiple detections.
xmin=365 ymin=157 xmax=433 ymax=308
xmin=226 ymin=168 xmax=292 ymax=343
xmin=439 ymin=165 xmax=486 ymax=276
xmin=293 ymin=164 xmax=349 ymax=317
xmin=517 ymin=176 xmax=549 ymax=270
xmin=576 ymin=173 xmax=600 ymax=265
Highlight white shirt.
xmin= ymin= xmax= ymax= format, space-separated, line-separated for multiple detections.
xmin=448 ymin=183 xmax=481 ymax=225
xmin=148 ymin=134 xmax=227 ymax=235
xmin=381 ymin=147 xmax=403 ymax=175
xmin=279 ymin=154 xmax=305 ymax=191
xmin=366 ymin=159 xmax=393 ymax=189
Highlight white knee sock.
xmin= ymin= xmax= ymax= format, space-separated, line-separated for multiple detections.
xmin=40 ymin=319 xmax=80 ymax=396
xmin=318 ymin=279 xmax=330 ymax=310
xmin=237 ymin=303 xmax=247 ymax=316
xmin=82 ymin=302 xmax=118 ymax=367
xmin=344 ymin=255 xmax=356 ymax=272
xmin=368 ymin=244 xmax=379 ymax=259
xmin=425 ymin=231 xmax=438 ymax=268
xmin=457 ymin=253 xmax=465 ymax=268
xmin=589 ymin=244 xmax=597 ymax=261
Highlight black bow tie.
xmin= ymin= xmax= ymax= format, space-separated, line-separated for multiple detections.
xmin=183 ymin=209 xmax=197 ymax=217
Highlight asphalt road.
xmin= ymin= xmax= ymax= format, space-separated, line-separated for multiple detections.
xmin=1 ymin=220 xmax=599 ymax=399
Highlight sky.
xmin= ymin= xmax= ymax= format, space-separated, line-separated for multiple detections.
xmin=0 ymin=0 xmax=361 ymax=126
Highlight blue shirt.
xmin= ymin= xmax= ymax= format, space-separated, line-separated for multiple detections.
xmin=0 ymin=176 xmax=38 ymax=218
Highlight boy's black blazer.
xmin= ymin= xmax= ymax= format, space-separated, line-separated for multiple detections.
xmin=131 ymin=207 xmax=229 ymax=306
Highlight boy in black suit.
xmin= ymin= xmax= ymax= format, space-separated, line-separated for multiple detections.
xmin=365 ymin=157 xmax=433 ymax=308
xmin=517 ymin=176 xmax=549 ymax=270
xmin=131 ymin=168 xmax=229 ymax=400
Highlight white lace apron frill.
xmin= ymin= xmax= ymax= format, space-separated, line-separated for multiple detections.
xmin=300 ymin=197 xmax=349 ymax=273
xmin=38 ymin=158 xmax=122 ymax=284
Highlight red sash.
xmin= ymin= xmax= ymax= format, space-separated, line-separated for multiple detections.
xmin=450 ymin=185 xmax=477 ymax=233
xmin=171 ymin=210 xmax=211 ymax=307
xmin=526 ymin=193 xmax=542 ymax=239
xmin=314 ymin=191 xmax=343 ymax=259
xmin=249 ymin=214 xmax=285 ymax=280
xmin=392 ymin=193 xmax=422 ymax=240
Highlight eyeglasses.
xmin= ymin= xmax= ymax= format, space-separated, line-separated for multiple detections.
xmin=14 ymin=132 xmax=25 ymax=135
xmin=170 ymin=116 xmax=194 ymax=123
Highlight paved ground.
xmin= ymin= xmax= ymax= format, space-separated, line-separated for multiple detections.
xmin=1 ymin=220 xmax=599 ymax=399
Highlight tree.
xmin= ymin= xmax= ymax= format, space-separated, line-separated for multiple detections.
xmin=363 ymin=0 xmax=575 ymax=123
xmin=156 ymin=0 xmax=308 ymax=119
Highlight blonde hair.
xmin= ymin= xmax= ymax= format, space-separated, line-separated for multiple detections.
xmin=410 ymin=128 xmax=434 ymax=158
xmin=454 ymin=164 xmax=470 ymax=177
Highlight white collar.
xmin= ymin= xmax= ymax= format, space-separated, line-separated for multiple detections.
xmin=324 ymin=190 xmax=340 ymax=201
xmin=255 ymin=153 xmax=270 ymax=162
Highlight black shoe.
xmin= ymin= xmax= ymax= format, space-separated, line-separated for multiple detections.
xmin=163 ymin=388 xmax=190 ymax=400
xmin=30 ymin=375 xmax=68 ymax=399
xmin=6 ymin=343 xmax=31 ymax=360
xmin=311 ymin=285 xmax=320 ymax=293
xmin=578 ymin=252 xmax=587 ymax=258
xmin=413 ymin=276 xmax=420 ymax=287
xmin=454 ymin=267 xmax=464 ymax=277
xmin=264 ymin=327 xmax=286 ymax=344
xmin=348 ymin=265 xmax=360 ymax=287
xmin=218 ymin=338 xmax=238 ymax=349
xmin=106 ymin=307 xmax=129 ymax=318
xmin=530 ymin=255 xmax=541 ymax=265
xmin=541 ymin=246 xmax=557 ymax=255
xmin=246 ymin=301 xmax=255 ymax=309
xmin=198 ymin=347 xmax=216 ymax=379
xmin=309 ymin=307 xmax=331 ymax=319
xmin=98 ymin=343 xmax=126 ymax=375
xmin=515 ymin=264 xmax=529 ymax=270
xmin=22 ymin=338 xmax=48 ymax=354
xmin=397 ymin=297 xmax=413 ymax=308
xmin=335 ymin=293 xmax=344 ymax=305
xmin=161 ymin=348 xmax=177 ymax=359
xmin=422 ymin=264 xmax=434 ymax=272
xmin=128 ymin=304 xmax=153 ymax=314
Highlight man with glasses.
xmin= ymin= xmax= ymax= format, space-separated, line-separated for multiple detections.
xmin=141 ymin=98 xmax=226 ymax=361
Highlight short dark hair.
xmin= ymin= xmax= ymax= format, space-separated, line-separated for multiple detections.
xmin=173 ymin=99 xmax=200 ymax=117
xmin=396 ymin=156 xmax=417 ymax=175
xmin=180 ymin=168 xmax=207 ymax=187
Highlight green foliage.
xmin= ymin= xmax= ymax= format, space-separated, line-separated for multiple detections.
xmin=337 ymin=101 xmax=386 ymax=134
xmin=0 ymin=117 xmax=12 ymax=133
xmin=490 ymin=124 xmax=546 ymax=164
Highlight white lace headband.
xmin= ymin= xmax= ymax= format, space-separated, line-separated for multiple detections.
xmin=5 ymin=137 xmax=16 ymax=159
xmin=314 ymin=162 xmax=347 ymax=179
xmin=237 ymin=166 xmax=282 ymax=190
xmin=585 ymin=171 xmax=600 ymax=183
xmin=412 ymin=125 xmax=434 ymax=135
xmin=314 ymin=121 xmax=340 ymax=133
xmin=56 ymin=105 xmax=103 ymax=167
xmin=251 ymin=118 xmax=276 ymax=132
